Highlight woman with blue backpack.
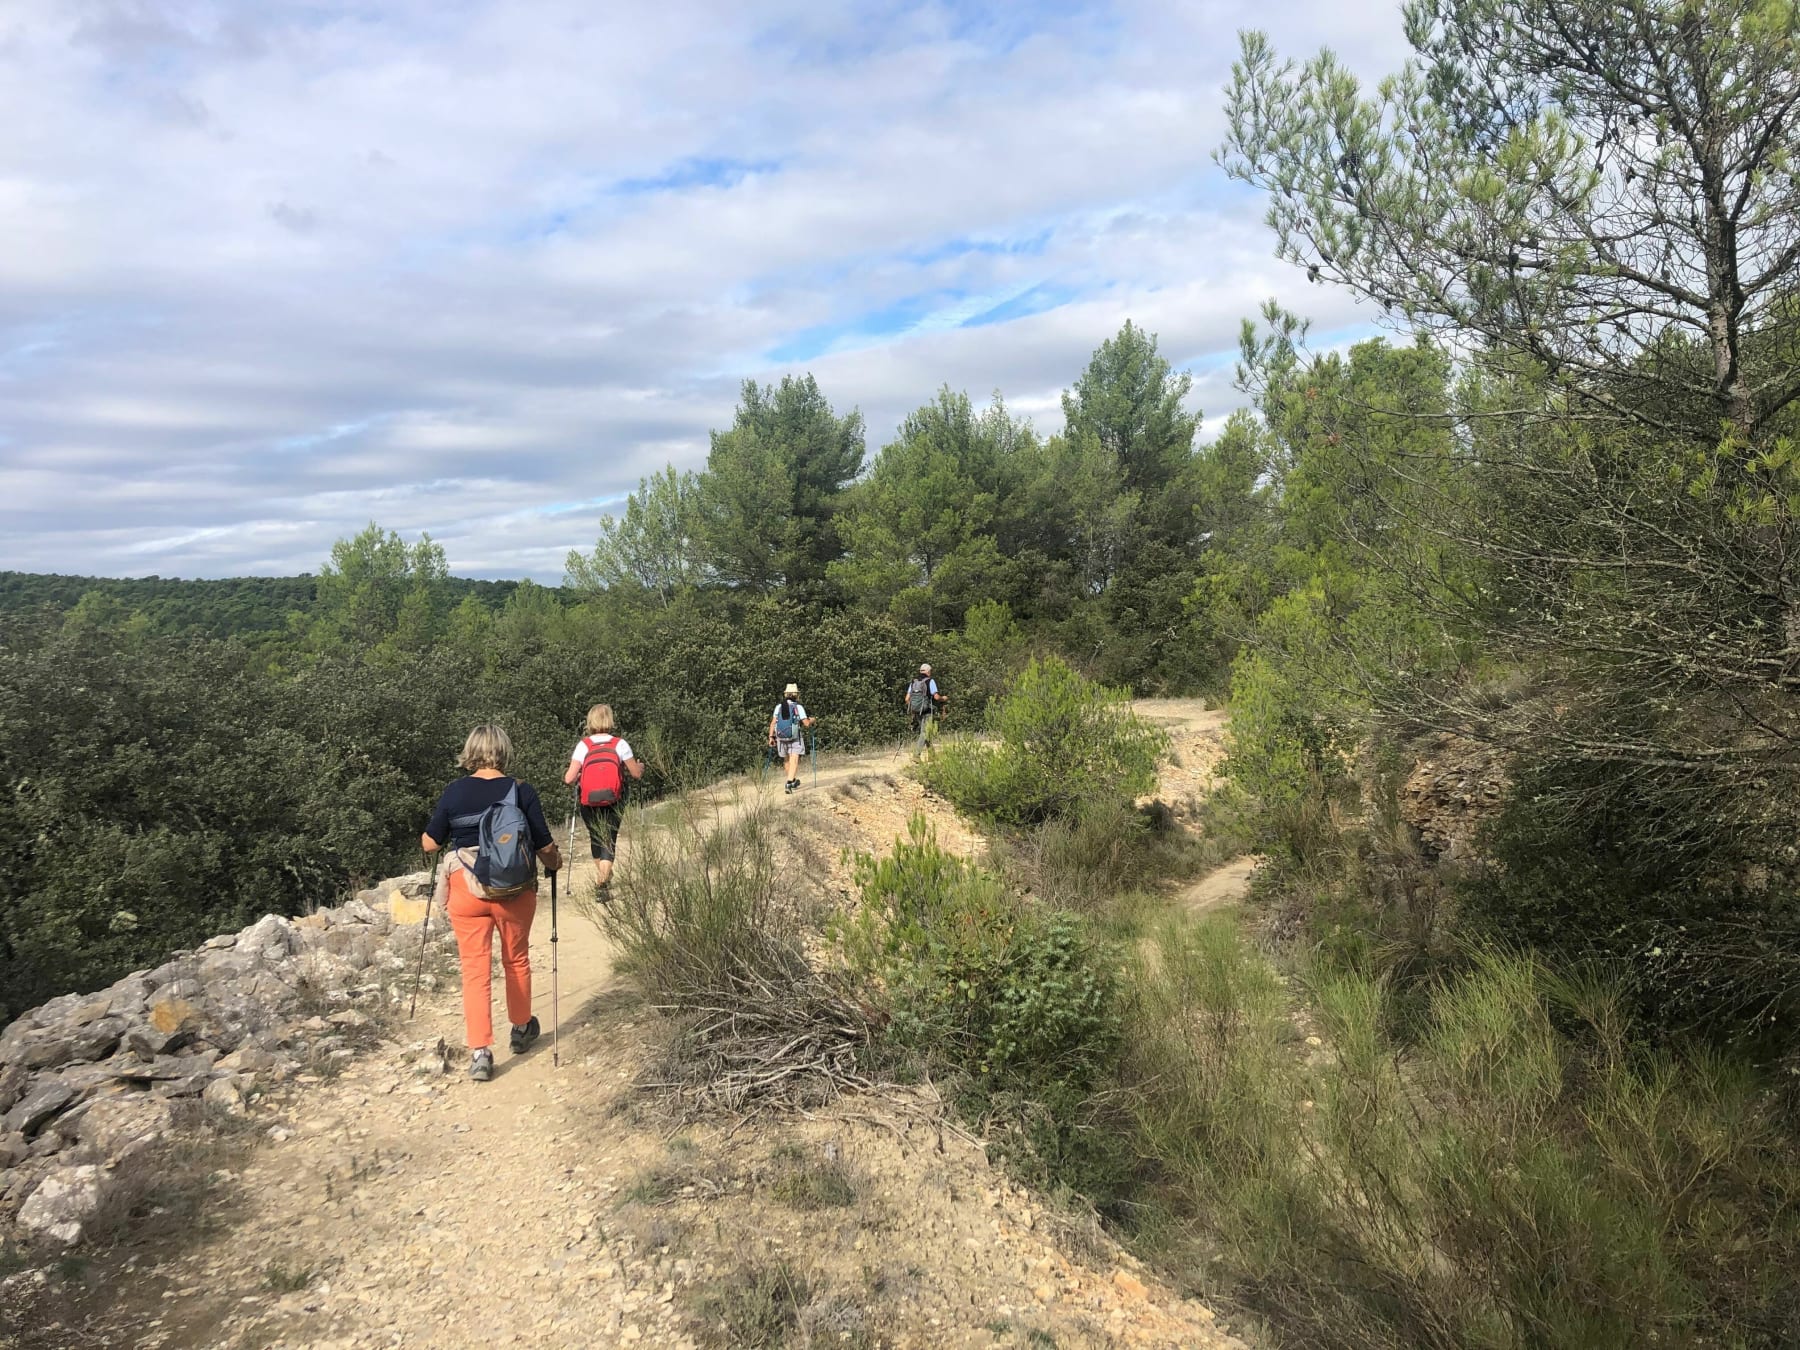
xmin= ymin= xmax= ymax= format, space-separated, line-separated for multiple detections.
xmin=421 ymin=724 xmax=561 ymax=1082
xmin=562 ymin=703 xmax=644 ymax=903
xmin=768 ymin=682 xmax=814 ymax=794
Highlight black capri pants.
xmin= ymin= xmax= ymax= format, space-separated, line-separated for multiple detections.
xmin=580 ymin=803 xmax=624 ymax=860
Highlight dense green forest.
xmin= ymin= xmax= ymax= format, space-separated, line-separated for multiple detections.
xmin=0 ymin=320 xmax=1247 ymax=1021
xmin=0 ymin=570 xmax=524 ymax=650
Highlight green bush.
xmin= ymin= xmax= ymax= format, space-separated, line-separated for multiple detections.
xmin=1119 ymin=929 xmax=1800 ymax=1349
xmin=602 ymin=802 xmax=811 ymax=1005
xmin=997 ymin=795 xmax=1210 ymax=917
xmin=1220 ymin=623 xmax=1358 ymax=871
xmin=835 ymin=816 xmax=1120 ymax=1088
xmin=1469 ymin=756 xmax=1800 ymax=1057
xmin=920 ymin=655 xmax=1166 ymax=826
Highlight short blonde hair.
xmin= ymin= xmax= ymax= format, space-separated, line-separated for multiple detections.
xmin=458 ymin=724 xmax=513 ymax=772
xmin=585 ymin=703 xmax=616 ymax=735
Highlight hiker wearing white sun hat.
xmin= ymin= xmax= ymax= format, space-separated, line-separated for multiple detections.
xmin=768 ymin=682 xmax=814 ymax=793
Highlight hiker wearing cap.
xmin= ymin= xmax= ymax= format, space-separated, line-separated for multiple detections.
xmin=562 ymin=703 xmax=645 ymax=904
xmin=769 ymin=683 xmax=814 ymax=794
xmin=421 ymin=724 xmax=562 ymax=1082
xmin=904 ymin=663 xmax=947 ymax=754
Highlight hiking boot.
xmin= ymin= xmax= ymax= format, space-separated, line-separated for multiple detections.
xmin=594 ymin=881 xmax=612 ymax=907
xmin=510 ymin=1016 xmax=540 ymax=1056
xmin=470 ymin=1048 xmax=494 ymax=1082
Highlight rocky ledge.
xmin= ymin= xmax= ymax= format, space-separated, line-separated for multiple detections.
xmin=0 ymin=873 xmax=452 ymax=1247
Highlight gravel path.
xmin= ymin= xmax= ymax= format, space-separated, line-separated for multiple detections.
xmin=113 ymin=708 xmax=1245 ymax=1349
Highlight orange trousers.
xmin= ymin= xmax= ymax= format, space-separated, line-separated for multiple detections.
xmin=445 ymin=869 xmax=537 ymax=1050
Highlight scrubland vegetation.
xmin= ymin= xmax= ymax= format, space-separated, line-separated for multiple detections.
xmin=582 ymin=2 xmax=1800 ymax=1340
xmin=7 ymin=1 xmax=1800 ymax=1343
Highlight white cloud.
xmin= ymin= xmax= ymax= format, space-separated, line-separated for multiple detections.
xmin=0 ymin=0 xmax=1414 ymax=580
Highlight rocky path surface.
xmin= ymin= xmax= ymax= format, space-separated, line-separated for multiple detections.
xmin=18 ymin=704 xmax=1245 ymax=1349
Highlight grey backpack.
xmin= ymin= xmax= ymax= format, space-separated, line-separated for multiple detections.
xmin=907 ymin=678 xmax=935 ymax=715
xmin=455 ymin=783 xmax=535 ymax=897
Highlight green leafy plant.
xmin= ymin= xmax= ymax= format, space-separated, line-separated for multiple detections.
xmin=920 ymin=656 xmax=1167 ymax=826
xmin=835 ymin=817 xmax=1119 ymax=1088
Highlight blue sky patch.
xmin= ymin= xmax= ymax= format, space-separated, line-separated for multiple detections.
xmin=614 ymin=156 xmax=784 ymax=196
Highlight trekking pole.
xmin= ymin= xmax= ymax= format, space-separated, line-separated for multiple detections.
xmin=408 ymin=849 xmax=444 ymax=1020
xmin=812 ymin=723 xmax=818 ymax=789
xmin=565 ymin=795 xmax=581 ymax=883
xmin=549 ymin=864 xmax=561 ymax=1068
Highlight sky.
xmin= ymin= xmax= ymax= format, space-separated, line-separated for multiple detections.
xmin=0 ymin=0 xmax=1413 ymax=582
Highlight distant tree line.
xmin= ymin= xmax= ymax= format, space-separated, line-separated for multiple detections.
xmin=1 ymin=321 xmax=1270 ymax=1021
xmin=0 ymin=569 xmax=522 ymax=652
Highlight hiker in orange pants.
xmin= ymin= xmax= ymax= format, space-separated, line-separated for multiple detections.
xmin=446 ymin=872 xmax=537 ymax=1059
xmin=422 ymin=724 xmax=562 ymax=1081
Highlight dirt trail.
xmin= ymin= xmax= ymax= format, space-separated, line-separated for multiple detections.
xmin=1139 ymin=701 xmax=1259 ymax=915
xmin=114 ymin=706 xmax=1242 ymax=1350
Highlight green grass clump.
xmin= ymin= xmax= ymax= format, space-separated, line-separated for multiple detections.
xmin=262 ymin=1262 xmax=316 ymax=1294
xmin=770 ymin=1160 xmax=856 ymax=1210
xmin=693 ymin=1262 xmax=811 ymax=1348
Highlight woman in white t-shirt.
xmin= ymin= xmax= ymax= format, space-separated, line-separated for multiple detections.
xmin=561 ymin=703 xmax=644 ymax=901
xmin=768 ymin=682 xmax=814 ymax=794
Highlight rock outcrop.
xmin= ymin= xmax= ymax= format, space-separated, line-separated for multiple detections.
xmin=1396 ymin=733 xmax=1509 ymax=861
xmin=0 ymin=872 xmax=448 ymax=1246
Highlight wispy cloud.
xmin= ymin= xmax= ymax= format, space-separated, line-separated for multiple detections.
xmin=0 ymin=0 xmax=1411 ymax=580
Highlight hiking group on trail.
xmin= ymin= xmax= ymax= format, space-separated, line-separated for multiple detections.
xmin=420 ymin=667 xmax=939 ymax=1079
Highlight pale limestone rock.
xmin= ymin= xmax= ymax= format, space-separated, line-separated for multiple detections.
xmin=2 ymin=1080 xmax=76 ymax=1137
xmin=76 ymin=1095 xmax=174 ymax=1161
xmin=18 ymin=1164 xmax=110 ymax=1246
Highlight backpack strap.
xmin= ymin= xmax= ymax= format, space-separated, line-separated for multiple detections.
xmin=450 ymin=778 xmax=518 ymax=833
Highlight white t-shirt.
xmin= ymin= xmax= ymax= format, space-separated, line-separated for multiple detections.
xmin=570 ymin=734 xmax=635 ymax=766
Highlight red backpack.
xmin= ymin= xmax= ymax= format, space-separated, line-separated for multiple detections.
xmin=577 ymin=735 xmax=625 ymax=808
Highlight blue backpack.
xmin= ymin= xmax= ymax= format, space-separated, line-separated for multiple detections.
xmin=454 ymin=783 xmax=535 ymax=896
xmin=774 ymin=701 xmax=799 ymax=741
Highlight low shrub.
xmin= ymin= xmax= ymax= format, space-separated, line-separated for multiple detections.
xmin=602 ymin=801 xmax=810 ymax=1003
xmin=1119 ymin=927 xmax=1800 ymax=1350
xmin=604 ymin=800 xmax=872 ymax=1109
xmin=920 ymin=656 xmax=1166 ymax=826
xmin=768 ymin=1153 xmax=857 ymax=1211
xmin=997 ymin=796 xmax=1210 ymax=916
xmin=835 ymin=816 xmax=1120 ymax=1089
xmin=692 ymin=1262 xmax=811 ymax=1348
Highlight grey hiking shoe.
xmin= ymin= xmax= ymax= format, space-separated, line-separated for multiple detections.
xmin=470 ymin=1048 xmax=494 ymax=1082
xmin=510 ymin=1016 xmax=540 ymax=1056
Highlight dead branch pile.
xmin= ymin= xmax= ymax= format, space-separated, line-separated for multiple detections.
xmin=640 ymin=966 xmax=877 ymax=1112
